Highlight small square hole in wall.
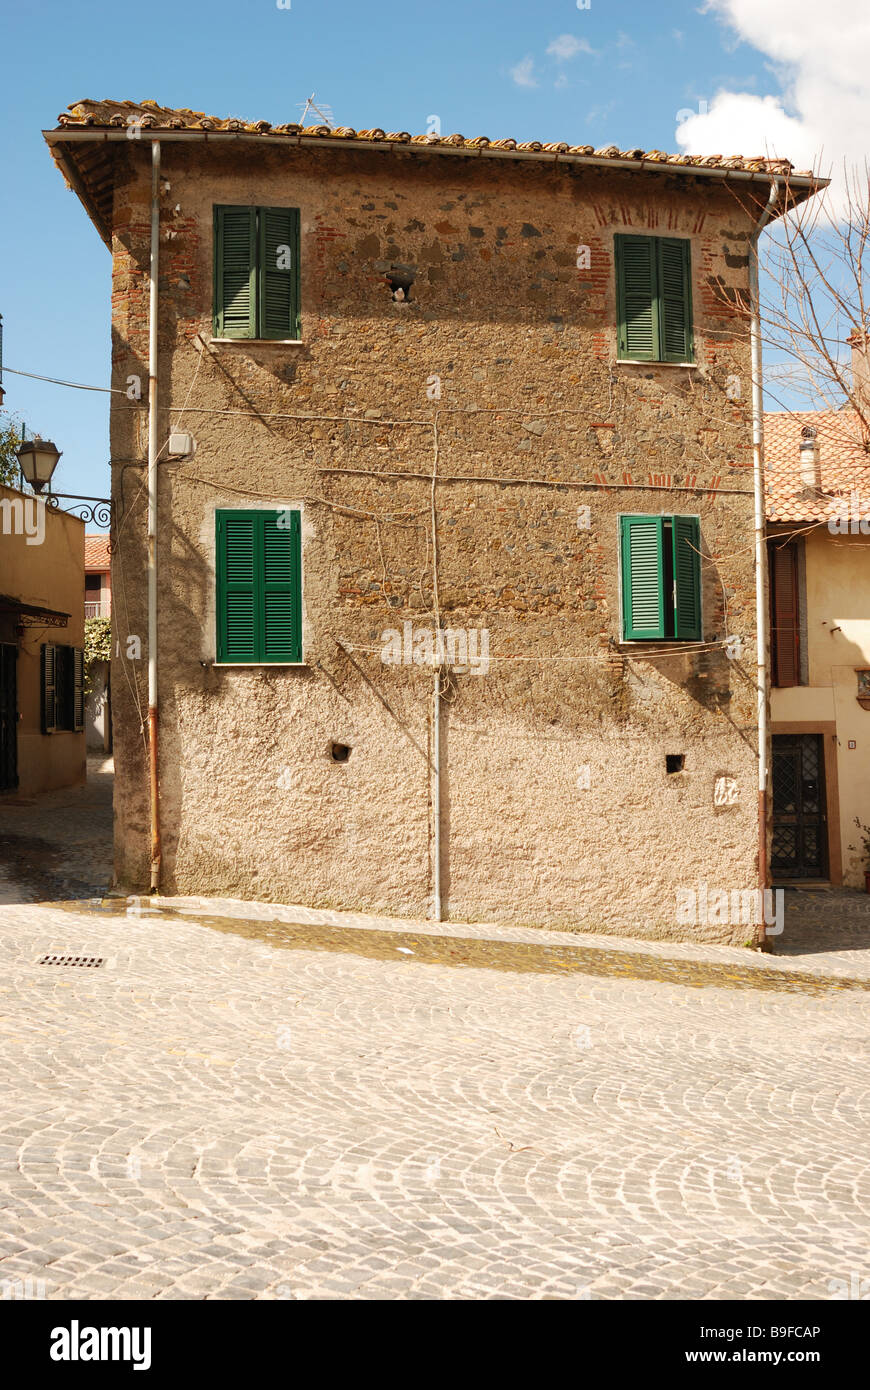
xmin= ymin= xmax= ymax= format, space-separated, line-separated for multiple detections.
xmin=666 ymin=754 xmax=685 ymax=774
xmin=330 ymin=742 xmax=351 ymax=763
xmin=387 ymin=268 xmax=415 ymax=302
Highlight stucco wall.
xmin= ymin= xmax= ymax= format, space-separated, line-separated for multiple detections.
xmin=107 ymin=141 xmax=764 ymax=940
xmin=0 ymin=484 xmax=86 ymax=795
xmin=771 ymin=528 xmax=870 ymax=885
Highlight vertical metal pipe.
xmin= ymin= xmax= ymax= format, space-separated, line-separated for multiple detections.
xmin=147 ymin=140 xmax=161 ymax=892
xmin=432 ymin=665 xmax=442 ymax=921
xmin=750 ymin=180 xmax=779 ymax=946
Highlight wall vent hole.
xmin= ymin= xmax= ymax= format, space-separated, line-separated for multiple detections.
xmin=38 ymin=955 xmax=104 ymax=968
xmin=330 ymin=742 xmax=351 ymax=763
xmin=666 ymin=754 xmax=685 ymax=775
xmin=387 ymin=268 xmax=415 ymax=302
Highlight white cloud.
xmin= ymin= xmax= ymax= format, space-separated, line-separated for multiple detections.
xmin=678 ymin=92 xmax=813 ymax=162
xmin=546 ymin=34 xmax=595 ymax=62
xmin=510 ymin=56 xmax=538 ymax=89
xmin=675 ymin=0 xmax=870 ymax=178
xmin=586 ymin=101 xmax=616 ymax=128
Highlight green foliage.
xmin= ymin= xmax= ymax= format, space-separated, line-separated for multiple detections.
xmin=850 ymin=816 xmax=870 ymax=869
xmin=0 ymin=413 xmax=24 ymax=488
xmin=850 ymin=811 xmax=870 ymax=867
xmin=84 ymin=616 xmax=112 ymax=696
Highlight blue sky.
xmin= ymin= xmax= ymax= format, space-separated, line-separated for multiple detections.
xmin=0 ymin=0 xmax=805 ymax=511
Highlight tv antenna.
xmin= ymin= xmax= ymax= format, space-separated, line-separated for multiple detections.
xmin=298 ymin=93 xmax=335 ymax=128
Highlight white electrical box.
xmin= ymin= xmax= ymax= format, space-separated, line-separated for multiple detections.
xmin=167 ymin=432 xmax=195 ymax=458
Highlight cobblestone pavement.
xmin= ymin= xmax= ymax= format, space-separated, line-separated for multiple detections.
xmin=1 ymin=768 xmax=869 ymax=1299
xmin=0 ymin=757 xmax=113 ymax=905
xmin=0 ymin=890 xmax=869 ymax=1300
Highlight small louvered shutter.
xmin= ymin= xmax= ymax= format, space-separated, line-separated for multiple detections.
xmin=771 ymin=541 xmax=800 ymax=687
xmin=616 ymin=235 xmax=658 ymax=361
xmin=263 ymin=511 xmax=302 ymax=661
xmin=214 ymin=206 xmax=257 ymax=339
xmin=259 ymin=208 xmax=300 ymax=340
xmin=672 ymin=515 xmax=702 ymax=640
xmin=216 ymin=512 xmax=258 ymax=661
xmin=621 ymin=515 xmax=665 ymax=639
xmin=73 ymin=648 xmax=85 ymax=731
xmin=41 ymin=644 xmax=56 ymax=733
xmin=657 ymin=238 xmax=693 ymax=363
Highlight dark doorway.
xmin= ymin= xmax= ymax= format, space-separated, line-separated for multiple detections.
xmin=0 ymin=644 xmax=18 ymax=792
xmin=772 ymin=733 xmax=828 ymax=879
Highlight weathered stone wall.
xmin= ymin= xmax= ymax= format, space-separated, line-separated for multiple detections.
xmin=109 ymin=141 xmax=763 ymax=940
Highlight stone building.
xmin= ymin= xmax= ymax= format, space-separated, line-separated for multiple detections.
xmin=46 ymin=99 xmax=822 ymax=940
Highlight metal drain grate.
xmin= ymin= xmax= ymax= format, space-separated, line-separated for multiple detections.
xmin=38 ymin=954 xmax=105 ymax=968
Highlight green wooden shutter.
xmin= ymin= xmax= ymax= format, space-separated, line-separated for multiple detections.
xmin=216 ymin=510 xmax=302 ymax=662
xmin=657 ymin=238 xmax=693 ymax=363
xmin=41 ymin=644 xmax=56 ymax=733
xmin=616 ymin=235 xmax=658 ymax=361
xmin=672 ymin=515 xmax=702 ymax=640
xmin=621 ymin=516 xmax=665 ymax=639
xmin=259 ymin=208 xmax=301 ymax=340
xmin=262 ymin=511 xmax=302 ymax=660
xmin=216 ymin=512 xmax=258 ymax=661
xmin=73 ymin=648 xmax=85 ymax=731
xmin=214 ymin=206 xmax=257 ymax=339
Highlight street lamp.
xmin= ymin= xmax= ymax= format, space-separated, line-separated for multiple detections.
xmin=16 ymin=435 xmax=62 ymax=492
xmin=15 ymin=432 xmax=111 ymax=527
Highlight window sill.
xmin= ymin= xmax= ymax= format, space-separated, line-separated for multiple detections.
xmin=210 ymin=338 xmax=305 ymax=347
xmin=616 ymin=359 xmax=698 ymax=369
xmin=212 ymin=662 xmax=307 ymax=668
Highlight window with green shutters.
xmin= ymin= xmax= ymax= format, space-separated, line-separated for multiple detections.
xmin=215 ymin=509 xmax=303 ymax=663
xmin=620 ymin=514 xmax=702 ymax=641
xmin=615 ymin=235 xmax=693 ymax=363
xmin=213 ymin=206 xmax=301 ymax=340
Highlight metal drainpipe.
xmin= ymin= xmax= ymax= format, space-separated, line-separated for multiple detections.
xmin=147 ymin=139 xmax=161 ymax=892
xmin=432 ymin=665 xmax=442 ymax=921
xmin=749 ymin=179 xmax=779 ymax=946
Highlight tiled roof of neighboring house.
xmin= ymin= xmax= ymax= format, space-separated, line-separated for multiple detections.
xmin=84 ymin=535 xmax=111 ymax=570
xmin=44 ymin=99 xmax=826 ymax=249
xmin=765 ymin=409 xmax=870 ymax=523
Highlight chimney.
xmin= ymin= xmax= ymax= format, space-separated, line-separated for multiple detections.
xmin=800 ymin=425 xmax=821 ymax=490
xmin=848 ymin=328 xmax=870 ymax=409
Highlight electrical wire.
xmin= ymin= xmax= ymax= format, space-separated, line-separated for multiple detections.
xmin=11 ymin=342 xmax=759 ymax=674
xmin=336 ymin=637 xmax=734 ymax=664
xmin=2 ymin=365 xmax=124 ymax=394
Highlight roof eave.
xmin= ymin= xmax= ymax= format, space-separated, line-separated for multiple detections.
xmin=48 ymin=140 xmax=113 ymax=250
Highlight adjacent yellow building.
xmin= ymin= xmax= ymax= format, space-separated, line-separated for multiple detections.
xmin=0 ymin=483 xmax=86 ymax=796
xmin=766 ymin=403 xmax=870 ymax=887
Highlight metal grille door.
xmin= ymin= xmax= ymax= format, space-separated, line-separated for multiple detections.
xmin=771 ymin=733 xmax=827 ymax=878
xmin=0 ymin=644 xmax=18 ymax=792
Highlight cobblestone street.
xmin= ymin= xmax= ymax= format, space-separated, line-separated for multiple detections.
xmin=1 ymin=769 xmax=869 ymax=1299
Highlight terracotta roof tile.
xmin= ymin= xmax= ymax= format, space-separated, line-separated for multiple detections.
xmin=84 ymin=535 xmax=111 ymax=570
xmin=51 ymin=98 xmax=813 ymax=179
xmin=765 ymin=409 xmax=870 ymax=523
